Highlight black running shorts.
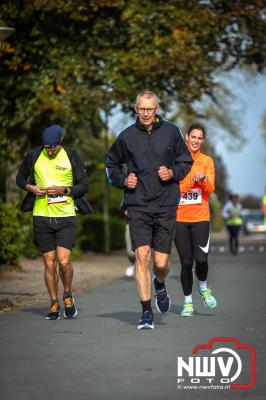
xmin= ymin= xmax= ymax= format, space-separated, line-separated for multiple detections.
xmin=33 ymin=216 xmax=77 ymax=253
xmin=127 ymin=210 xmax=176 ymax=254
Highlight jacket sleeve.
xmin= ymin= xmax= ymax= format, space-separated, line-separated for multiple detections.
xmin=171 ymin=128 xmax=193 ymax=182
xmin=105 ymin=135 xmax=127 ymax=189
xmin=201 ymin=157 xmax=215 ymax=194
xmin=222 ymin=201 xmax=231 ymax=218
xmin=179 ymin=174 xmax=194 ymax=193
xmin=70 ymin=151 xmax=89 ymax=197
xmin=16 ymin=150 xmax=34 ymax=190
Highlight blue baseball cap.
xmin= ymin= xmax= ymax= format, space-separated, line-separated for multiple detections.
xmin=42 ymin=125 xmax=64 ymax=146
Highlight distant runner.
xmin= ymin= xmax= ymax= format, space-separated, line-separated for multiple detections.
xmin=263 ymin=186 xmax=266 ymax=229
xmin=174 ymin=123 xmax=217 ymax=317
xmin=222 ymin=194 xmax=243 ymax=255
xmin=125 ymin=223 xmax=136 ymax=277
xmin=16 ymin=125 xmax=89 ymax=320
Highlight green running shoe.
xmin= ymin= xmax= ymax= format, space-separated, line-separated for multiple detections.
xmin=181 ymin=302 xmax=193 ymax=317
xmin=197 ymin=287 xmax=217 ymax=308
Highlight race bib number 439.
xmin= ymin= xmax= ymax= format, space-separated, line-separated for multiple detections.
xmin=179 ymin=188 xmax=202 ymax=206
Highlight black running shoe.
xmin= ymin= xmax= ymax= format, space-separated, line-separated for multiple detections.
xmin=63 ymin=296 xmax=78 ymax=318
xmin=153 ymin=276 xmax=171 ymax=313
xmin=137 ymin=310 xmax=154 ymax=330
xmin=46 ymin=302 xmax=60 ymax=320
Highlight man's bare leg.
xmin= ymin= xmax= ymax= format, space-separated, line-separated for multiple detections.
xmin=135 ymin=245 xmax=154 ymax=329
xmin=42 ymin=250 xmax=59 ymax=301
xmin=135 ymin=245 xmax=152 ymax=301
xmin=153 ymin=251 xmax=170 ymax=282
xmin=57 ymin=246 xmax=73 ymax=292
xmin=57 ymin=246 xmax=77 ymax=318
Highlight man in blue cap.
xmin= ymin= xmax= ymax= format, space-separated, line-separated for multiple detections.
xmin=16 ymin=125 xmax=89 ymax=320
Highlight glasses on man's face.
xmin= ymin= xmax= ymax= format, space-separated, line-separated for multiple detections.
xmin=137 ymin=107 xmax=156 ymax=115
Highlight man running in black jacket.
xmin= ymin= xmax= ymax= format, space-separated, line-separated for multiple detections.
xmin=16 ymin=125 xmax=89 ymax=320
xmin=106 ymin=91 xmax=192 ymax=329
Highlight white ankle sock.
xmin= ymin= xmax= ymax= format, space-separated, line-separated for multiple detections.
xmin=198 ymin=280 xmax=207 ymax=291
xmin=184 ymin=295 xmax=192 ymax=303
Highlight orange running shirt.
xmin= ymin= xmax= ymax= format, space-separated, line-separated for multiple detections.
xmin=176 ymin=151 xmax=215 ymax=222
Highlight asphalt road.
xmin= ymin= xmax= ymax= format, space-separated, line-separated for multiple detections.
xmin=0 ymin=243 xmax=265 ymax=400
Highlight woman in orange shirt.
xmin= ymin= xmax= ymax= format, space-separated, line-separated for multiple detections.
xmin=174 ymin=123 xmax=217 ymax=316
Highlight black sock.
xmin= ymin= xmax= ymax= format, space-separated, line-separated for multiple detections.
xmin=63 ymin=291 xmax=72 ymax=299
xmin=141 ymin=300 xmax=152 ymax=313
xmin=154 ymin=277 xmax=165 ymax=291
xmin=51 ymin=299 xmax=59 ymax=305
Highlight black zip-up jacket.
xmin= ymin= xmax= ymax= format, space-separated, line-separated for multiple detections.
xmin=16 ymin=146 xmax=90 ymax=213
xmin=106 ymin=116 xmax=193 ymax=213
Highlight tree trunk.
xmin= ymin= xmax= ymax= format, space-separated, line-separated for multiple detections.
xmin=3 ymin=133 xmax=28 ymax=203
xmin=5 ymin=159 xmax=20 ymax=202
xmin=103 ymin=118 xmax=110 ymax=253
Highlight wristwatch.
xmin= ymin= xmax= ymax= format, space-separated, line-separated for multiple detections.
xmin=64 ymin=187 xmax=70 ymax=195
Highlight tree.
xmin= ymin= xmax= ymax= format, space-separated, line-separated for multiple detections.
xmin=0 ymin=0 xmax=265 ymax=201
xmin=241 ymin=195 xmax=262 ymax=209
xmin=261 ymin=111 xmax=266 ymax=145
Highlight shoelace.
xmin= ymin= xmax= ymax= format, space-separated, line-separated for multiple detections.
xmin=156 ymin=289 xmax=168 ymax=303
xmin=64 ymin=296 xmax=73 ymax=307
xmin=201 ymin=288 xmax=213 ymax=299
xmin=184 ymin=303 xmax=193 ymax=311
xmin=142 ymin=311 xmax=153 ymax=321
xmin=50 ymin=303 xmax=59 ymax=313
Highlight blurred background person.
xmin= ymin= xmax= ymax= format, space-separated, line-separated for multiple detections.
xmin=263 ymin=186 xmax=266 ymax=231
xmin=222 ymin=194 xmax=243 ymax=255
xmin=125 ymin=223 xmax=136 ymax=277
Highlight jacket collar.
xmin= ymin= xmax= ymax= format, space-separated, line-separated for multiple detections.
xmin=135 ymin=114 xmax=163 ymax=132
xmin=191 ymin=150 xmax=201 ymax=160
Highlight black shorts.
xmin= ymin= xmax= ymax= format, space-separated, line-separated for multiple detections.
xmin=174 ymin=221 xmax=210 ymax=265
xmin=33 ymin=216 xmax=77 ymax=253
xmin=127 ymin=210 xmax=176 ymax=254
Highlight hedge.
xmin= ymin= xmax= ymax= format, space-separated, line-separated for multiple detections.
xmin=0 ymin=199 xmax=39 ymax=265
xmin=0 ymin=200 xmax=127 ymax=265
xmin=77 ymin=213 xmax=126 ymax=252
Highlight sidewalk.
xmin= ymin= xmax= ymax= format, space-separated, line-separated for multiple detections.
xmin=0 ymin=251 xmax=128 ymax=311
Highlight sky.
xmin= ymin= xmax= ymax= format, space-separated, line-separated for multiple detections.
xmin=214 ymin=72 xmax=266 ymax=199
xmin=108 ymin=72 xmax=266 ymax=200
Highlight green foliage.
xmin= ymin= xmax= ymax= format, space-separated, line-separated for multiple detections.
xmin=0 ymin=196 xmax=126 ymax=265
xmin=86 ymin=135 xmax=124 ymax=214
xmin=241 ymin=195 xmax=262 ymax=210
xmin=19 ymin=213 xmax=40 ymax=260
xmin=0 ymin=199 xmax=23 ymax=265
xmin=0 ymin=0 xmax=265 ymax=257
xmin=0 ymin=200 xmax=40 ymax=265
xmin=210 ymin=195 xmax=223 ymax=232
xmin=1 ymin=0 xmax=265 ymax=149
xmin=0 ymin=0 xmax=265 ymax=201
xmin=77 ymin=213 xmax=126 ymax=253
